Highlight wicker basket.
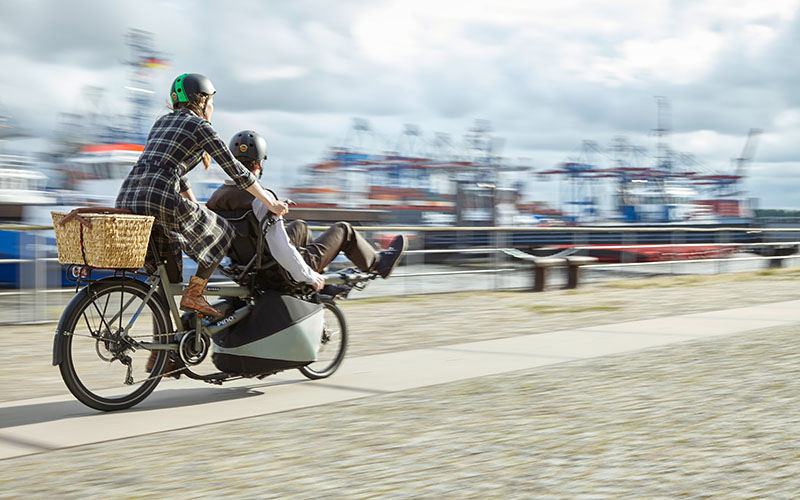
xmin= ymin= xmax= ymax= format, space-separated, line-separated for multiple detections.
xmin=51 ymin=211 xmax=155 ymax=269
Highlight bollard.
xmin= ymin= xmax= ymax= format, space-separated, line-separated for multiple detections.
xmin=564 ymin=256 xmax=599 ymax=289
xmin=768 ymin=257 xmax=784 ymax=269
xmin=530 ymin=257 xmax=565 ymax=292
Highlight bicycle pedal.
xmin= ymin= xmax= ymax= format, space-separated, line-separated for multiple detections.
xmin=196 ymin=313 xmax=222 ymax=324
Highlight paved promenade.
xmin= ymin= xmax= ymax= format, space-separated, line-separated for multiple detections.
xmin=0 ymin=269 xmax=798 ymax=498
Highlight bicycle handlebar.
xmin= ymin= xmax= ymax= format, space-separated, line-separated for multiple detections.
xmin=321 ymin=269 xmax=374 ymax=286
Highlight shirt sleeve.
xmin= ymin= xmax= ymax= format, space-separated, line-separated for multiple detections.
xmin=193 ymin=119 xmax=257 ymax=191
xmin=252 ymin=199 xmax=317 ymax=284
xmin=179 ymin=176 xmax=191 ymax=193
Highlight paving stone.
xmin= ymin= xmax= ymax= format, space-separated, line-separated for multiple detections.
xmin=0 ymin=270 xmax=799 ymax=497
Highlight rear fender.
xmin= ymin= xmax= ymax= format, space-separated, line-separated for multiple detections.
xmin=52 ymin=286 xmax=91 ymax=366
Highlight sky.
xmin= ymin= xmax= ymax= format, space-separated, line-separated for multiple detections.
xmin=1 ymin=0 xmax=799 ymax=209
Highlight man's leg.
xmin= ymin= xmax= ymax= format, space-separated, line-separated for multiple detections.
xmin=303 ymin=221 xmax=377 ymax=272
xmin=285 ymin=220 xmax=312 ymax=247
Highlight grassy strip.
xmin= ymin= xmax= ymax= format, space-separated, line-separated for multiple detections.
xmin=604 ymin=268 xmax=800 ymax=289
xmin=344 ymin=268 xmax=800 ymax=305
xmin=526 ymin=304 xmax=623 ymax=314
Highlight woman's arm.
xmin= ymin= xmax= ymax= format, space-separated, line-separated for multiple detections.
xmin=193 ymin=119 xmax=286 ymax=216
xmin=180 ymin=188 xmax=198 ymax=203
xmin=246 ymin=183 xmax=288 ymax=217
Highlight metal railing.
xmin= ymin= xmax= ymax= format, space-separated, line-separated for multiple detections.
xmin=0 ymin=224 xmax=798 ymax=324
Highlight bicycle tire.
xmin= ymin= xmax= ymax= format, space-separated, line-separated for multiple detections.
xmin=57 ymin=278 xmax=172 ymax=411
xmin=299 ymin=298 xmax=348 ymax=380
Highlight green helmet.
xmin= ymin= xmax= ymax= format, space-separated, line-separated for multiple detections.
xmin=170 ymin=73 xmax=216 ymax=105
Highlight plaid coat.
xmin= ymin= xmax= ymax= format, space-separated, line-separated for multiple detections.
xmin=116 ymin=108 xmax=256 ymax=277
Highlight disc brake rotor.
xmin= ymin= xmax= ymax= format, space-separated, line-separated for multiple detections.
xmin=95 ymin=337 xmax=114 ymax=362
xmin=92 ymin=328 xmax=121 ymax=362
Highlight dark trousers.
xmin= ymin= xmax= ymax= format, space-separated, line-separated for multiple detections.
xmin=285 ymin=220 xmax=377 ymax=273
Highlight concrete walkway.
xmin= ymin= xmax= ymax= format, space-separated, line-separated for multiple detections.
xmin=1 ymin=299 xmax=797 ymax=462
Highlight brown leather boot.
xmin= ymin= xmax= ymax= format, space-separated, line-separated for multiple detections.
xmin=146 ymin=351 xmax=158 ymax=372
xmin=145 ymin=351 xmax=180 ymax=378
xmin=180 ymin=276 xmax=223 ymax=317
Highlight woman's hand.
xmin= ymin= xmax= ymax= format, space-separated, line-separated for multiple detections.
xmin=180 ymin=189 xmax=198 ymax=203
xmin=268 ymin=199 xmax=289 ymax=217
xmin=245 ymin=182 xmax=289 ymax=216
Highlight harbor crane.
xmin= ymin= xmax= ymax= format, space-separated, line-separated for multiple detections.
xmin=693 ymin=128 xmax=761 ymax=197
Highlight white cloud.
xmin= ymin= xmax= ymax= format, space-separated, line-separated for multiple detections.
xmin=686 ymin=0 xmax=799 ymax=23
xmin=2 ymin=0 xmax=800 ymax=208
xmin=772 ymin=108 xmax=800 ymax=129
xmin=235 ymin=66 xmax=308 ymax=83
xmin=586 ymin=31 xmax=725 ymax=86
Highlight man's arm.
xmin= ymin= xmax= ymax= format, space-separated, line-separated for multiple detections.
xmin=253 ymin=199 xmax=322 ymax=286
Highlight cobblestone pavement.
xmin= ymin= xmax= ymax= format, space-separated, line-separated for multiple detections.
xmin=0 ymin=269 xmax=799 ymax=498
xmin=2 ymin=324 xmax=799 ymax=498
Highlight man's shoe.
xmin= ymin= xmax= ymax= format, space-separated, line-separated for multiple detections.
xmin=373 ymin=234 xmax=407 ymax=279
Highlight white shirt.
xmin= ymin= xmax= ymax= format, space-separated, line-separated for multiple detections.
xmin=251 ymin=198 xmax=318 ymax=285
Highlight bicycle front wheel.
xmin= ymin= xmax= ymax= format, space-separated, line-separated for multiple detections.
xmin=299 ymin=299 xmax=348 ymax=380
xmin=57 ymin=278 xmax=172 ymax=411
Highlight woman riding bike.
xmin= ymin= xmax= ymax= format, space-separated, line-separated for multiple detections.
xmin=115 ymin=73 xmax=288 ymax=319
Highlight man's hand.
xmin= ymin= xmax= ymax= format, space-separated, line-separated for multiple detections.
xmin=311 ymin=272 xmax=325 ymax=291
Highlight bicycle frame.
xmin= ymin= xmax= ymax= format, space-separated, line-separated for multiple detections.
xmin=130 ymin=263 xmax=254 ymax=355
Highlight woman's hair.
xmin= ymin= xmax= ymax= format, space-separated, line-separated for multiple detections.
xmin=173 ymin=93 xmax=212 ymax=169
xmin=172 ymin=94 xmax=207 ymax=116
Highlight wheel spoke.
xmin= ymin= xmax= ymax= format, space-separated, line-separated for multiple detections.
xmin=88 ymin=289 xmax=115 ymax=340
xmin=81 ymin=309 xmax=96 ymax=337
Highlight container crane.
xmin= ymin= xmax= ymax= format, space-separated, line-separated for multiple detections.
xmin=732 ymin=128 xmax=762 ymax=191
xmin=693 ymin=128 xmax=761 ymax=197
xmin=690 ymin=128 xmax=761 ymax=219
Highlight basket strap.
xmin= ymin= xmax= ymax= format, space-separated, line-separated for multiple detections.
xmin=60 ymin=207 xmax=134 ymax=229
xmin=79 ymin=223 xmax=88 ymax=266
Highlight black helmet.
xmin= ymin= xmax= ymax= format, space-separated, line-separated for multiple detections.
xmin=170 ymin=73 xmax=216 ymax=105
xmin=229 ymin=130 xmax=268 ymax=163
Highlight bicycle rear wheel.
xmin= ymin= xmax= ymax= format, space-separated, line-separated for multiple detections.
xmin=57 ymin=278 xmax=172 ymax=411
xmin=299 ymin=299 xmax=348 ymax=380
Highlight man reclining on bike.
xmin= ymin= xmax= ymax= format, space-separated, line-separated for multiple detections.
xmin=206 ymin=130 xmax=406 ymax=290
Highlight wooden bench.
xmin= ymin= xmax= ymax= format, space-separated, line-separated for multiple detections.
xmin=502 ymin=249 xmax=597 ymax=291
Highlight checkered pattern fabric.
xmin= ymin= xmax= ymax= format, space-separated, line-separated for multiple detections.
xmin=116 ymin=109 xmax=257 ymax=276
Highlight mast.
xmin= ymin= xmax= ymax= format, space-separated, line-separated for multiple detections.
xmin=654 ymin=96 xmax=671 ymax=174
xmin=124 ymin=29 xmax=169 ymax=144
